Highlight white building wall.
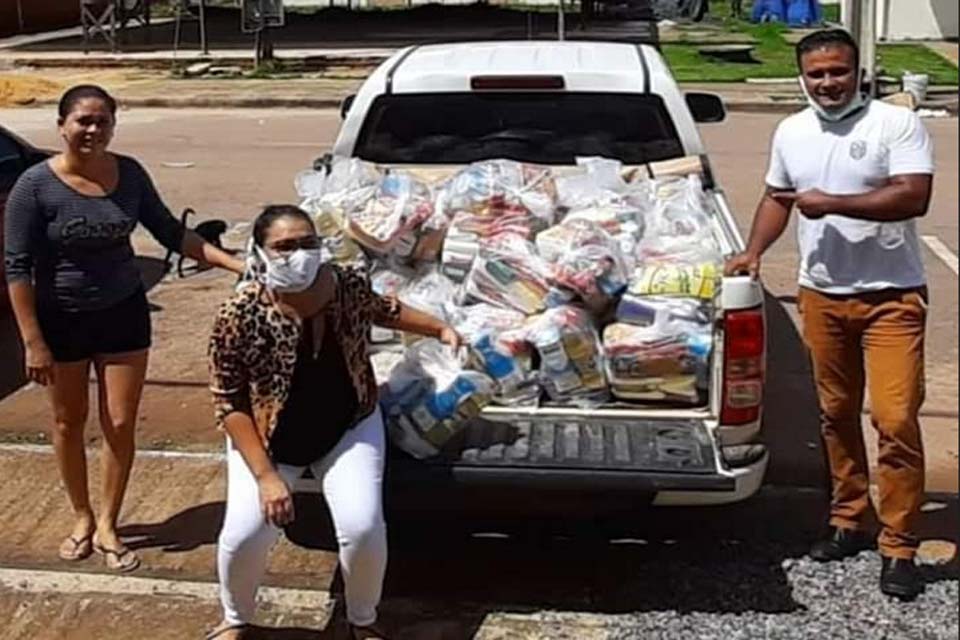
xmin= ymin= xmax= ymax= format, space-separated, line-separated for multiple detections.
xmin=878 ymin=0 xmax=957 ymax=41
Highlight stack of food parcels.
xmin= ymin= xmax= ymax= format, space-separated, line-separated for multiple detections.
xmin=294 ymin=157 xmax=721 ymax=458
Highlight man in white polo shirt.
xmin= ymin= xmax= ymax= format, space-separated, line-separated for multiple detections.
xmin=726 ymin=29 xmax=934 ymax=601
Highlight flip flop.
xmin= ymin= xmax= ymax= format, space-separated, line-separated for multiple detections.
xmin=204 ymin=623 xmax=249 ymax=639
xmin=58 ymin=534 xmax=94 ymax=561
xmin=92 ymin=540 xmax=141 ymax=573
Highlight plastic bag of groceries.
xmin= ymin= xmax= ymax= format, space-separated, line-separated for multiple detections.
xmin=345 ymin=170 xmax=435 ymax=255
xmin=555 ymin=157 xmax=632 ymax=209
xmin=535 ymin=218 xmax=614 ymax=264
xmin=439 ymin=160 xmax=557 ymax=281
xmin=440 ymin=210 xmax=533 ymax=284
xmin=300 ymin=158 xmax=380 ymax=215
xmin=445 ymin=302 xmax=536 ymax=404
xmin=440 ymin=224 xmax=480 ymax=283
xmin=468 ymin=332 xmax=539 ymax=406
xmin=381 ymin=339 xmax=496 ymax=459
xmin=447 ymin=303 xmax=526 ymax=345
xmin=615 ymin=294 xmax=712 ymax=329
xmin=636 ymin=175 xmax=721 ymax=264
xmin=368 ymin=266 xmax=413 ymax=343
xmin=549 ymin=243 xmax=631 ymax=312
xmin=294 ymin=168 xmax=367 ymax=267
xmin=563 ymin=202 xmax=645 ymax=267
xmin=525 ymin=305 xmax=608 ymax=406
xmin=536 ymin=219 xmax=629 ymax=312
xmin=440 ymin=160 xmax=558 ymax=236
xmin=443 ymin=159 xmax=558 ymax=221
xmin=602 ymin=320 xmax=712 ymax=404
xmin=370 ymin=266 xmax=413 ymax=298
xmin=627 ymin=176 xmax=722 ymax=301
xmin=628 ymin=262 xmax=719 ymax=301
xmin=398 ymin=267 xmax=460 ymax=322
xmin=553 ymin=158 xmax=651 ymax=267
xmin=463 ymin=234 xmax=552 ymax=315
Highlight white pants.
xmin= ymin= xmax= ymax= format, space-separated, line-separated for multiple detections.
xmin=217 ymin=409 xmax=387 ymax=627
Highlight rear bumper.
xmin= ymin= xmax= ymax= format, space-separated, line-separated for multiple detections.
xmin=652 ymin=450 xmax=768 ymax=506
xmin=386 ymin=448 xmax=768 ymax=506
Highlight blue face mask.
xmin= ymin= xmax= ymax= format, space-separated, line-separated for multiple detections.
xmin=798 ymin=76 xmax=869 ymax=122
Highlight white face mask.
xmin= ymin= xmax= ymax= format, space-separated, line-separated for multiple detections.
xmin=256 ymin=245 xmax=325 ymax=293
xmin=798 ymin=76 xmax=869 ymax=122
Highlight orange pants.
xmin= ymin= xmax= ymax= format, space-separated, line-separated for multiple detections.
xmin=798 ymin=286 xmax=927 ymax=559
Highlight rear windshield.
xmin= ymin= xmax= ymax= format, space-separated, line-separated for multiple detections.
xmin=354 ymin=92 xmax=684 ymax=165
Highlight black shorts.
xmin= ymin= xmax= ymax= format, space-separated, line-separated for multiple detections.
xmin=38 ymin=288 xmax=152 ymax=363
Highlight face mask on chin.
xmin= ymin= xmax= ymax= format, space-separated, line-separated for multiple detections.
xmin=798 ymin=76 xmax=869 ymax=122
xmin=256 ymin=246 xmax=325 ymax=293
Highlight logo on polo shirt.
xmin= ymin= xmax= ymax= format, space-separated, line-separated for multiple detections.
xmin=850 ymin=140 xmax=867 ymax=160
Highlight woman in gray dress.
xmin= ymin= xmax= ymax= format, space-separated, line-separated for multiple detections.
xmin=3 ymin=84 xmax=244 ymax=572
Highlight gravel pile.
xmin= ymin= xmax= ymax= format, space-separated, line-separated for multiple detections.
xmin=607 ymin=549 xmax=958 ymax=640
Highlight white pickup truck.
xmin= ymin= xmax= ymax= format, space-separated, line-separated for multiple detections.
xmin=324 ymin=41 xmax=767 ymax=507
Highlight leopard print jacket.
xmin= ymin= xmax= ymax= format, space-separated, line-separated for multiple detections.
xmin=208 ymin=265 xmax=400 ymax=444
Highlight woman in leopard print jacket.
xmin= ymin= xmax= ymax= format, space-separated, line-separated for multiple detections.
xmin=206 ymin=204 xmax=458 ymax=640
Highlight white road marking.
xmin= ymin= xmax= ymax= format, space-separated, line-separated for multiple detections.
xmin=0 ymin=443 xmax=328 ymax=492
xmin=0 ymin=566 xmax=331 ymax=611
xmin=0 ymin=442 xmax=224 ymax=461
xmin=922 ymin=235 xmax=959 ymax=275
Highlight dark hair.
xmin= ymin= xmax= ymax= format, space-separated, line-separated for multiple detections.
xmin=58 ymin=84 xmax=117 ymax=120
xmin=796 ymin=29 xmax=860 ymax=70
xmin=252 ymin=204 xmax=315 ymax=247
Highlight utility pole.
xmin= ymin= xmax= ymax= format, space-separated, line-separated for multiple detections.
xmin=861 ymin=0 xmax=878 ymax=96
xmin=843 ymin=0 xmax=861 ymax=47
xmin=843 ymin=0 xmax=877 ymax=97
xmin=557 ymin=0 xmax=565 ymax=41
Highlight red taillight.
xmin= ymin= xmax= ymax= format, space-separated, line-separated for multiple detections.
xmin=721 ymin=308 xmax=765 ymax=425
xmin=470 ymin=75 xmax=566 ymax=91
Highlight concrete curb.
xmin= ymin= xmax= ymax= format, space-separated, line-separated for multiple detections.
xmin=18 ymin=94 xmax=956 ymax=115
xmin=8 ymin=55 xmax=388 ymax=72
xmin=28 ymin=97 xmax=345 ymax=109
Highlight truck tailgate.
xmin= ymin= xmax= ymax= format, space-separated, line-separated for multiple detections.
xmin=387 ymin=416 xmax=735 ymax=493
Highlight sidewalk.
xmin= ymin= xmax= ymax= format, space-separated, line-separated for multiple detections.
xmin=2 ymin=54 xmax=957 ymax=113
xmin=926 ymin=41 xmax=960 ymax=66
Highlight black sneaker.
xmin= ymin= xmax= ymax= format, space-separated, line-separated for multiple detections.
xmin=809 ymin=526 xmax=873 ymax=562
xmin=880 ymin=556 xmax=924 ymax=601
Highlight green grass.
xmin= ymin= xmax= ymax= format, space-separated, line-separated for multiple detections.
xmin=877 ymin=44 xmax=959 ymax=85
xmin=662 ymin=3 xmax=959 ymax=84
xmin=663 ymin=18 xmax=798 ymax=82
xmin=821 ymin=3 xmax=840 ymax=23
xmin=663 ymin=43 xmax=796 ymax=82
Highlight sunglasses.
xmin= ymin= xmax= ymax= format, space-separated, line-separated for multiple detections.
xmin=265 ymin=236 xmax=322 ymax=255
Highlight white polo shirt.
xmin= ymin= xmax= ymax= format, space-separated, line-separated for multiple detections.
xmin=765 ymin=100 xmax=935 ymax=294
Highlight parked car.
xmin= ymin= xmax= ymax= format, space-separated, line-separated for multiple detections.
xmin=0 ymin=125 xmax=51 ymax=309
xmin=328 ymin=41 xmax=767 ymax=509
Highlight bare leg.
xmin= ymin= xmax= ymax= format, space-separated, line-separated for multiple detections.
xmin=50 ymin=360 xmax=95 ymax=556
xmin=93 ymin=349 xmax=148 ymax=554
